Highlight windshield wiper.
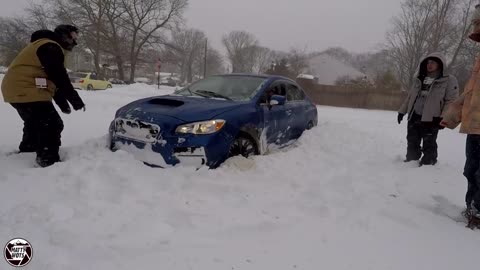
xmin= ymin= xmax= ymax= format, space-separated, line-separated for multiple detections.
xmin=176 ymin=87 xmax=193 ymax=95
xmin=176 ymin=87 xmax=205 ymax=98
xmin=194 ymin=90 xmax=232 ymax=101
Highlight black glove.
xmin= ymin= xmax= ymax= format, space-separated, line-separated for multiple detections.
xmin=53 ymin=90 xmax=72 ymax=114
xmin=397 ymin=113 xmax=405 ymax=124
xmin=62 ymin=106 xmax=72 ymax=114
xmin=433 ymin=117 xmax=445 ymax=129
xmin=64 ymin=89 xmax=85 ymax=111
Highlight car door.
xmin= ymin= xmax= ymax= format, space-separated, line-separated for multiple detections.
xmin=260 ymin=81 xmax=290 ymax=145
xmin=285 ymin=82 xmax=308 ymax=139
xmin=99 ymin=76 xmax=109 ymax=89
xmin=89 ymin=73 xmax=101 ymax=89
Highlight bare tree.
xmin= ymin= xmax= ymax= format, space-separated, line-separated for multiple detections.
xmin=0 ymin=17 xmax=32 ymax=65
xmin=287 ymin=47 xmax=309 ymax=77
xmin=448 ymin=0 xmax=476 ymax=69
xmin=164 ymin=28 xmax=206 ymax=83
xmin=386 ymin=0 xmax=476 ymax=90
xmin=102 ymin=0 xmax=129 ymax=80
xmin=53 ymin=0 xmax=108 ymax=76
xmin=386 ymin=0 xmax=436 ymax=89
xmin=28 ymin=0 xmax=187 ymax=82
xmin=254 ymin=46 xmax=276 ymax=74
xmin=222 ymin=31 xmax=259 ymax=73
xmin=201 ymin=47 xmax=224 ymax=77
xmin=119 ymin=0 xmax=188 ymax=83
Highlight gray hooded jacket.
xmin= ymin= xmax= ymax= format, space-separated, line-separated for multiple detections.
xmin=398 ymin=52 xmax=459 ymax=122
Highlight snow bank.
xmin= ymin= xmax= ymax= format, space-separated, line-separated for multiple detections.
xmin=0 ymin=81 xmax=478 ymax=270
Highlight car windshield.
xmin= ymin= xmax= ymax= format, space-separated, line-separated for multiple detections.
xmin=175 ymin=76 xmax=267 ymax=101
xmin=69 ymin=72 xmax=88 ymax=79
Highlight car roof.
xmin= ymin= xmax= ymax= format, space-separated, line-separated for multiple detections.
xmin=215 ymin=73 xmax=296 ymax=82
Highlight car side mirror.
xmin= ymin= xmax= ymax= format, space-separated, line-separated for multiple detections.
xmin=269 ymin=95 xmax=286 ymax=106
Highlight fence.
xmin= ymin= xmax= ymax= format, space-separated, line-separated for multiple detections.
xmin=296 ymin=79 xmax=407 ymax=111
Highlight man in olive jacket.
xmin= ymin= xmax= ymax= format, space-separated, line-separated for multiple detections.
xmin=1 ymin=25 xmax=85 ymax=167
xmin=398 ymin=52 xmax=459 ymax=166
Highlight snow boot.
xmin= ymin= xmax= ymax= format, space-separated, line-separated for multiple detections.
xmin=466 ymin=206 xmax=480 ymax=229
xmin=462 ymin=207 xmax=473 ymax=220
xmin=35 ymin=154 xmax=60 ymax=168
xmin=467 ymin=215 xmax=480 ymax=230
xmin=419 ymin=158 xmax=437 ymax=167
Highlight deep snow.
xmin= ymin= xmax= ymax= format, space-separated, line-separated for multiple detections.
xmin=0 ymin=78 xmax=479 ymax=270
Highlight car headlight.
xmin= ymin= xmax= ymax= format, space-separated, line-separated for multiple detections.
xmin=175 ymin=120 xmax=226 ymax=134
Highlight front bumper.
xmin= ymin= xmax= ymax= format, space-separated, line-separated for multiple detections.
xmin=108 ymin=118 xmax=234 ymax=168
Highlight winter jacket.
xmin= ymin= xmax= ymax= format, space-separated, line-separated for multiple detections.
xmin=398 ymin=52 xmax=459 ymax=122
xmin=1 ymin=30 xmax=84 ymax=110
xmin=442 ymin=56 xmax=480 ymax=134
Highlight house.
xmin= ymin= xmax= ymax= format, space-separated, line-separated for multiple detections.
xmin=305 ymin=53 xmax=367 ymax=85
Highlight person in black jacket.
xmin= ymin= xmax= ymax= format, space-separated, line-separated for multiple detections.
xmin=2 ymin=25 xmax=85 ymax=167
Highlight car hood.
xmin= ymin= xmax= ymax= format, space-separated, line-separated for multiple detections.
xmin=116 ymin=95 xmax=246 ymax=122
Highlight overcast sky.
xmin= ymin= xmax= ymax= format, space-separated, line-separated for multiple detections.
xmin=2 ymin=0 xmax=402 ymax=53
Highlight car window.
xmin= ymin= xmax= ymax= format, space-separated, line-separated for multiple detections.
xmin=90 ymin=73 xmax=98 ymax=80
xmin=69 ymin=72 xmax=88 ymax=79
xmin=260 ymin=82 xmax=287 ymax=104
xmin=271 ymin=82 xmax=287 ymax=97
xmin=286 ymin=83 xmax=305 ymax=101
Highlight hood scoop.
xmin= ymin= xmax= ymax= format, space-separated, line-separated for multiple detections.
xmin=148 ymin=98 xmax=184 ymax=107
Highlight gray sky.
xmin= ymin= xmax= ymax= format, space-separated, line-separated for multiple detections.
xmin=2 ymin=0 xmax=402 ymax=53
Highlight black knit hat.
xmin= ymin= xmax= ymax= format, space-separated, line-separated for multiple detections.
xmin=54 ymin=24 xmax=79 ymax=51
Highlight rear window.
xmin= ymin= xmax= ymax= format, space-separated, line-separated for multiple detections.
xmin=69 ymin=72 xmax=88 ymax=78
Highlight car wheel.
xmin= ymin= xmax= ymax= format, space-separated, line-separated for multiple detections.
xmin=107 ymin=84 xmax=112 ymax=89
xmin=228 ymin=135 xmax=259 ymax=158
xmin=306 ymin=121 xmax=314 ymax=130
xmin=87 ymin=84 xmax=94 ymax=90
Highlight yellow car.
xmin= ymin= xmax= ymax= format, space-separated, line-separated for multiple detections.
xmin=69 ymin=72 xmax=112 ymax=90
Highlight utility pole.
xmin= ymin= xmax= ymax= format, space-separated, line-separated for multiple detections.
xmin=203 ymin=38 xmax=208 ymax=78
xmin=157 ymin=58 xmax=161 ymax=89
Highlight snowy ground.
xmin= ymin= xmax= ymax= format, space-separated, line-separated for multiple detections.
xmin=0 ymin=79 xmax=479 ymax=270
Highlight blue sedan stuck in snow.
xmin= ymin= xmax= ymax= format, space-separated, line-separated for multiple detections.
xmin=108 ymin=74 xmax=318 ymax=168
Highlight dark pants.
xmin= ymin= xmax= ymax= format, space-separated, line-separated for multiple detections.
xmin=11 ymin=101 xmax=64 ymax=165
xmin=464 ymin=134 xmax=480 ymax=212
xmin=406 ymin=113 xmax=439 ymax=163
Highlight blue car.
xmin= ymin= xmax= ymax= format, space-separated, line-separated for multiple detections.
xmin=108 ymin=74 xmax=318 ymax=168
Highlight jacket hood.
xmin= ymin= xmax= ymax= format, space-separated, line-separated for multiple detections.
xmin=416 ymin=52 xmax=448 ymax=79
xmin=30 ymin=30 xmax=60 ymax=43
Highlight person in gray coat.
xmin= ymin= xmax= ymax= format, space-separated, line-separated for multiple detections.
xmin=398 ymin=52 xmax=459 ymax=166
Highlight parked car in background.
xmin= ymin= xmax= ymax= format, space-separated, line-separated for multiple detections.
xmin=109 ymin=78 xmax=126 ymax=85
xmin=134 ymin=77 xmax=153 ymax=84
xmin=160 ymin=77 xmax=177 ymax=87
xmin=107 ymin=74 xmax=318 ymax=169
xmin=68 ymin=72 xmax=112 ymax=90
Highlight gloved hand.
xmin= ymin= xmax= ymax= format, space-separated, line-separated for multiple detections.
xmin=61 ymin=106 xmax=72 ymax=114
xmin=57 ymin=88 xmax=85 ymax=112
xmin=71 ymin=99 xmax=85 ymax=111
xmin=53 ymin=90 xmax=72 ymax=114
xmin=397 ymin=113 xmax=405 ymax=124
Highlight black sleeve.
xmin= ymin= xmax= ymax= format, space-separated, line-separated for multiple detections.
xmin=53 ymin=90 xmax=71 ymax=114
xmin=36 ymin=43 xmax=85 ymax=110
